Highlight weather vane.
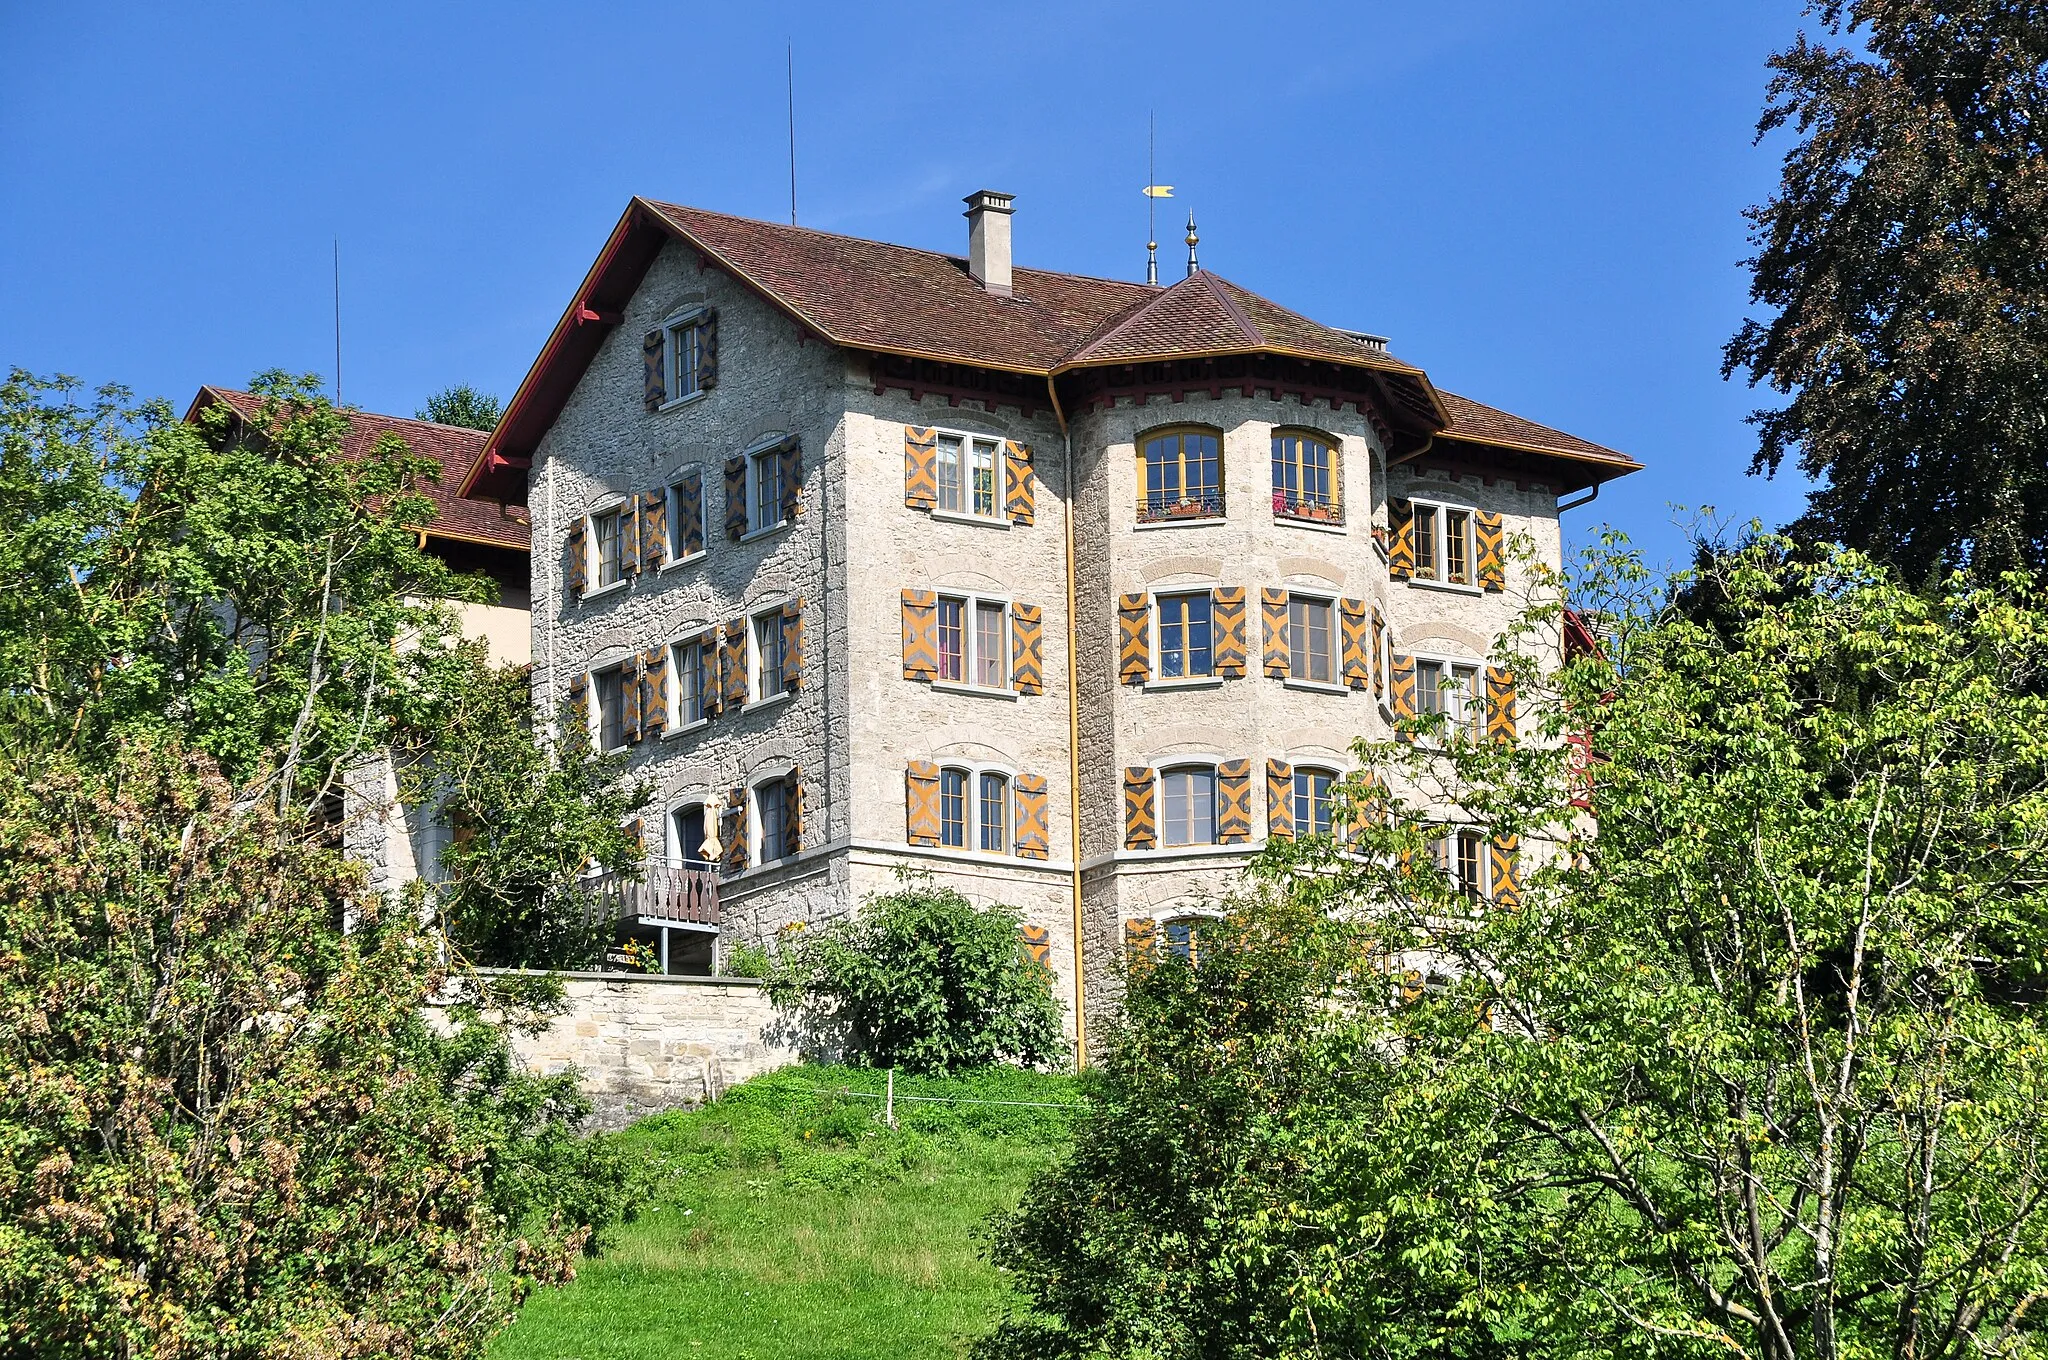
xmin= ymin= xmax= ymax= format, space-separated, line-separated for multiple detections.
xmin=1143 ymin=111 xmax=1173 ymax=286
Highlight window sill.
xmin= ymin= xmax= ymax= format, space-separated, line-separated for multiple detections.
xmin=1145 ymin=675 xmax=1225 ymax=692
xmin=1133 ymin=515 xmax=1226 ymax=532
xmin=660 ymin=550 xmax=707 ymax=573
xmin=903 ymin=841 xmax=1033 ymax=867
xmin=1283 ymin=678 xmax=1350 ymax=696
xmin=1126 ymin=841 xmax=1259 ymax=862
xmin=739 ymin=520 xmax=791 ymax=546
xmin=661 ymin=718 xmax=711 ymax=740
xmin=932 ymin=680 xmax=1018 ymax=702
xmin=1406 ymin=577 xmax=1484 ymax=597
xmin=745 ymin=690 xmax=796 ymax=715
xmin=1275 ymin=514 xmax=1348 ymax=536
xmin=579 ymin=579 xmax=630 ymax=602
xmin=931 ymin=508 xmax=1010 ymax=531
xmin=656 ymin=391 xmax=707 ymax=415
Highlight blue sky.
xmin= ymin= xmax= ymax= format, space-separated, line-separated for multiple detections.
xmin=0 ymin=0 xmax=1819 ymax=572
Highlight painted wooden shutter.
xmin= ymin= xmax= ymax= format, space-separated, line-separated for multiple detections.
xmin=1390 ymin=655 xmax=1417 ymax=740
xmin=1014 ymin=774 xmax=1050 ymax=859
xmin=1019 ymin=923 xmax=1052 ymax=968
xmin=641 ymin=330 xmax=666 ymax=412
xmin=903 ymin=427 xmax=938 ymax=509
xmin=675 ymin=471 xmax=705 ymax=558
xmin=1011 ymin=603 xmax=1044 ymax=695
xmin=723 ymin=455 xmax=748 ymax=540
xmin=1125 ymin=918 xmax=1159 ymax=959
xmin=697 ymin=310 xmax=720 ymax=391
xmin=778 ymin=435 xmax=803 ymax=522
xmin=1389 ymin=499 xmax=1415 ymax=580
xmin=785 ymin=769 xmax=804 ymax=853
xmin=1122 ymin=767 xmax=1157 ymax=850
xmin=1117 ymin=594 xmax=1150 ymax=684
xmin=905 ymin=761 xmax=941 ymax=846
xmin=721 ymin=620 xmax=748 ymax=710
xmin=1004 ymin=440 xmax=1034 ymax=524
xmin=1355 ymin=769 xmax=1389 ymax=831
xmin=564 ymin=674 xmax=591 ymax=753
xmin=1339 ymin=598 xmax=1371 ymax=689
xmin=1261 ymin=587 xmax=1290 ymax=678
xmin=720 ymin=786 xmax=748 ymax=874
xmin=568 ymin=520 xmax=587 ymax=597
xmin=1266 ymin=759 xmax=1294 ymax=840
xmin=1217 ymin=759 xmax=1252 ymax=844
xmin=641 ymin=646 xmax=668 ymax=737
xmin=781 ymin=598 xmax=805 ymax=692
xmin=700 ymin=631 xmax=725 ymax=718
xmin=901 ymin=589 xmax=938 ymax=680
xmin=620 ymin=656 xmax=644 ymax=743
xmin=1486 ymin=665 xmax=1517 ymax=744
xmin=1476 ymin=511 xmax=1506 ymax=590
xmin=627 ymin=817 xmax=645 ymax=856
xmin=1212 ymin=586 xmax=1247 ymax=677
xmin=1490 ymin=833 xmax=1522 ymax=909
xmin=641 ymin=489 xmax=668 ymax=571
xmin=1370 ymin=605 xmax=1387 ymax=699
xmin=620 ymin=498 xmax=641 ymax=576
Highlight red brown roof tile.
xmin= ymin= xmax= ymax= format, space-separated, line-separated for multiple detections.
xmin=1436 ymin=390 xmax=1640 ymax=470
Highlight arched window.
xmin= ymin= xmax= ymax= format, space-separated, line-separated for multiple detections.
xmin=978 ymin=771 xmax=1010 ymax=853
xmin=754 ymin=778 xmax=795 ymax=864
xmin=1160 ymin=765 xmax=1219 ymax=846
xmin=1271 ymin=430 xmax=1339 ymax=522
xmin=1428 ymin=826 xmax=1487 ymax=901
xmin=1138 ymin=427 xmax=1223 ymax=523
xmin=1292 ymin=767 xmax=1336 ymax=836
xmin=936 ymin=764 xmax=1015 ymax=854
xmin=670 ymin=802 xmax=709 ymax=866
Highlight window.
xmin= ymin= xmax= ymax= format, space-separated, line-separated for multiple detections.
xmin=671 ymin=803 xmax=708 ymax=866
xmin=751 ymin=444 xmax=785 ymax=533
xmin=936 ymin=594 xmax=1009 ymax=690
xmin=593 ymin=666 xmax=628 ymax=752
xmin=1272 ymin=432 xmax=1338 ymax=521
xmin=1138 ymin=428 xmax=1223 ymax=522
xmin=978 ymin=772 xmax=1009 ymax=853
xmin=672 ymin=637 xmax=709 ymax=726
xmin=1156 ymin=593 xmax=1213 ymax=679
xmin=753 ymin=609 xmax=788 ymax=702
xmin=1160 ymin=767 xmax=1219 ymax=846
xmin=666 ymin=315 xmax=705 ymax=402
xmin=936 ymin=433 xmax=1002 ymax=517
xmin=591 ymin=508 xmax=626 ymax=589
xmin=668 ymin=477 xmax=706 ymax=560
xmin=1430 ymin=827 xmax=1487 ymax=901
xmin=939 ymin=768 xmax=968 ymax=848
xmin=1287 ymin=597 xmax=1335 ymax=684
xmin=1416 ymin=658 xmax=1483 ymax=739
xmin=1412 ymin=502 xmax=1476 ymax=586
xmin=1293 ymin=768 xmax=1335 ymax=836
xmin=1163 ymin=917 xmax=1209 ymax=964
xmin=755 ymin=780 xmax=792 ymax=864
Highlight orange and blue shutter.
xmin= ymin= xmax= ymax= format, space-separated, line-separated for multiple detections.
xmin=564 ymin=674 xmax=591 ymax=753
xmin=1476 ymin=512 xmax=1505 ymax=590
xmin=1117 ymin=594 xmax=1150 ymax=684
xmin=1389 ymin=500 xmax=1415 ymax=580
xmin=1370 ymin=605 xmax=1387 ymax=699
xmin=778 ymin=435 xmax=803 ymax=522
xmin=1014 ymin=774 xmax=1050 ymax=859
xmin=1004 ymin=440 xmax=1034 ymax=524
xmin=568 ymin=521 xmax=587 ymax=596
xmin=1490 ymin=834 xmax=1522 ymax=908
xmin=641 ymin=330 xmax=666 ymax=412
xmin=1266 ymin=759 xmax=1294 ymax=840
xmin=1339 ymin=598 xmax=1371 ymax=689
xmin=901 ymin=589 xmax=938 ymax=680
xmin=723 ymin=455 xmax=748 ymax=540
xmin=1123 ymin=767 xmax=1157 ymax=850
xmin=1486 ymin=665 xmax=1517 ymax=743
xmin=785 ymin=769 xmax=804 ymax=852
xmin=721 ymin=620 xmax=748 ymax=709
xmin=1019 ymin=923 xmax=1052 ymax=969
xmin=903 ymin=427 xmax=938 ymax=509
xmin=697 ymin=311 xmax=720 ymax=391
xmin=641 ymin=646 xmax=668 ymax=736
xmin=781 ymin=599 xmax=805 ymax=691
xmin=1390 ymin=655 xmax=1417 ymax=738
xmin=1261 ymin=588 xmax=1290 ymax=678
xmin=641 ymin=489 xmax=668 ymax=571
xmin=1212 ymin=587 xmax=1247 ymax=677
xmin=905 ymin=762 xmax=941 ymax=846
xmin=720 ymin=786 xmax=748 ymax=874
xmin=1011 ymin=603 xmax=1044 ymax=694
xmin=1217 ymin=759 xmax=1252 ymax=843
xmin=675 ymin=471 xmax=705 ymax=557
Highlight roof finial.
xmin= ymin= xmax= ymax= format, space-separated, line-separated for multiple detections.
xmin=1185 ymin=210 xmax=1199 ymax=278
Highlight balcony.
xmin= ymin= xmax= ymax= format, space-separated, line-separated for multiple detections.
xmin=1272 ymin=490 xmax=1343 ymax=527
xmin=582 ymin=861 xmax=722 ymax=975
xmin=1137 ymin=490 xmax=1225 ymax=524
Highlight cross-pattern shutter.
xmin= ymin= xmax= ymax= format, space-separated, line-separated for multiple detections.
xmin=1266 ymin=759 xmax=1294 ymax=840
xmin=1011 ymin=603 xmax=1044 ymax=695
xmin=1339 ymin=598 xmax=1371 ymax=689
xmin=1486 ymin=665 xmax=1517 ymax=744
xmin=901 ymin=589 xmax=938 ymax=680
xmin=1019 ymin=923 xmax=1052 ymax=968
xmin=905 ymin=761 xmax=941 ymax=846
xmin=1212 ymin=586 xmax=1247 ymax=678
xmin=721 ymin=620 xmax=748 ymax=710
xmin=697 ymin=310 xmax=720 ymax=391
xmin=1389 ymin=499 xmax=1415 ymax=580
xmin=1004 ymin=440 xmax=1034 ymax=524
xmin=1261 ymin=587 xmax=1290 ymax=678
xmin=1476 ymin=512 xmax=1505 ymax=590
xmin=720 ymin=786 xmax=748 ymax=875
xmin=723 ymin=455 xmax=748 ymax=540
xmin=620 ymin=499 xmax=641 ymax=576
xmin=621 ymin=656 xmax=644 ymax=743
xmin=627 ymin=817 xmax=645 ymax=856
xmin=1390 ymin=655 xmax=1417 ymax=740
xmin=903 ymin=427 xmax=938 ymax=509
xmin=1122 ymin=767 xmax=1157 ymax=850
xmin=785 ymin=769 xmax=804 ymax=853
xmin=564 ymin=674 xmax=591 ymax=753
xmin=778 ymin=435 xmax=803 ymax=522
xmin=675 ymin=471 xmax=705 ymax=558
xmin=1355 ymin=769 xmax=1389 ymax=831
xmin=1490 ymin=834 xmax=1522 ymax=909
xmin=1125 ymin=918 xmax=1159 ymax=961
xmin=700 ymin=631 xmax=724 ymax=718
xmin=1217 ymin=759 xmax=1252 ymax=844
xmin=1014 ymin=774 xmax=1050 ymax=859
xmin=1117 ymin=594 xmax=1150 ymax=684
xmin=781 ymin=599 xmax=805 ymax=692
xmin=1370 ymin=605 xmax=1387 ymax=699
xmin=641 ymin=489 xmax=668 ymax=571
xmin=641 ymin=646 xmax=668 ymax=737
xmin=642 ymin=330 xmax=666 ymax=412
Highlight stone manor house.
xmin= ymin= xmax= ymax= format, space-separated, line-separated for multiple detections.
xmin=430 ymin=190 xmax=1641 ymax=1044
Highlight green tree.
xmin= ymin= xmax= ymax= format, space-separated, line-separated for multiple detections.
xmin=765 ymin=874 xmax=1066 ymax=1075
xmin=1724 ymin=0 xmax=2048 ymax=581
xmin=417 ymin=385 xmax=501 ymax=432
xmin=983 ymin=541 xmax=2048 ymax=1360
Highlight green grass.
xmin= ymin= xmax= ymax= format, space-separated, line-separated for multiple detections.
xmin=490 ymin=1064 xmax=1082 ymax=1360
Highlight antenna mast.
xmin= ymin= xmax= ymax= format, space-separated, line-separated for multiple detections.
xmin=1141 ymin=116 xmax=1173 ymax=285
xmin=787 ymin=41 xmax=798 ymax=226
xmin=332 ymin=239 xmax=342 ymax=406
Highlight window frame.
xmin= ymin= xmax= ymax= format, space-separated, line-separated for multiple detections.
xmin=932 ymin=591 xmax=1013 ymax=693
xmin=1136 ymin=425 xmax=1225 ymax=524
xmin=1271 ymin=428 xmax=1342 ymax=525
xmin=749 ymin=603 xmax=792 ymax=705
xmin=661 ymin=310 xmax=708 ymax=408
xmin=1286 ymin=593 xmax=1338 ymax=686
xmin=1152 ymin=590 xmax=1216 ymax=682
xmin=748 ymin=442 xmax=787 ymax=538
xmin=591 ymin=663 xmax=630 ymax=754
xmin=1158 ymin=763 xmax=1221 ymax=848
xmin=929 ymin=760 xmax=1022 ymax=857
xmin=1292 ymin=765 xmax=1338 ymax=837
xmin=1427 ymin=824 xmax=1491 ymax=902
xmin=1413 ymin=652 xmax=1485 ymax=741
xmin=931 ymin=428 xmax=1007 ymax=522
xmin=668 ymin=632 xmax=711 ymax=730
xmin=665 ymin=472 xmax=708 ymax=564
xmin=668 ymin=801 xmax=711 ymax=868
xmin=1408 ymin=497 xmax=1480 ymax=589
xmin=589 ymin=504 xmax=627 ymax=591
xmin=751 ymin=775 xmax=795 ymax=867
xmin=1160 ymin=913 xmax=1222 ymax=966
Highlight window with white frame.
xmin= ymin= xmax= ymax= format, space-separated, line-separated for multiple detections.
xmin=1416 ymin=658 xmax=1483 ymax=739
xmin=1271 ymin=430 xmax=1339 ymax=520
xmin=666 ymin=314 xmax=706 ymax=402
xmin=668 ymin=477 xmax=706 ymax=560
xmin=1160 ymin=766 xmax=1219 ymax=847
xmin=752 ymin=608 xmax=789 ymax=702
xmin=1155 ymin=592 xmax=1213 ymax=679
xmin=1292 ymin=767 xmax=1336 ymax=836
xmin=935 ymin=431 xmax=1003 ymax=518
xmin=670 ymin=803 xmax=709 ymax=866
xmin=750 ymin=442 xmax=786 ymax=533
xmin=935 ymin=594 xmax=1009 ymax=689
xmin=978 ymin=771 xmax=1010 ymax=853
xmin=593 ymin=665 xmax=629 ymax=752
xmin=1287 ymin=596 xmax=1336 ymax=684
xmin=591 ymin=506 xmax=626 ymax=589
xmin=1411 ymin=501 xmax=1476 ymax=587
xmin=934 ymin=764 xmax=1015 ymax=854
xmin=754 ymin=779 xmax=794 ymax=864
xmin=671 ymin=635 xmax=710 ymax=726
xmin=1162 ymin=916 xmax=1213 ymax=964
xmin=1429 ymin=826 xmax=1488 ymax=902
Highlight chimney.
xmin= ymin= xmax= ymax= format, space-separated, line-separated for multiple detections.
xmin=964 ymin=190 xmax=1015 ymax=296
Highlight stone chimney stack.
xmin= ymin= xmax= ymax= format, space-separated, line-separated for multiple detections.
xmin=964 ymin=190 xmax=1015 ymax=296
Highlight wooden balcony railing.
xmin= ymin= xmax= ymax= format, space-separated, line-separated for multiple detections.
xmin=584 ymin=861 xmax=721 ymax=931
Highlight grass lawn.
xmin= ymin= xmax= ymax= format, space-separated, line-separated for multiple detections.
xmin=490 ymin=1064 xmax=1081 ymax=1360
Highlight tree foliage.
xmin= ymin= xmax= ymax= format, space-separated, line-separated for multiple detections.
xmin=416 ymin=385 xmax=501 ymax=432
xmin=984 ymin=541 xmax=2048 ymax=1360
xmin=1724 ymin=0 xmax=2048 ymax=580
xmin=764 ymin=875 xmax=1066 ymax=1075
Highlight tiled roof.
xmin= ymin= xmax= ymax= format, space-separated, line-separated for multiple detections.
xmin=1436 ymin=390 xmax=1640 ymax=470
xmin=189 ymin=387 xmax=531 ymax=552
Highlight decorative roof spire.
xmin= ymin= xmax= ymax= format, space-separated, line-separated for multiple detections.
xmin=1185 ymin=211 xmax=1200 ymax=278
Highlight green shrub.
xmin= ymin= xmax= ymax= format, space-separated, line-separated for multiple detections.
xmin=763 ymin=874 xmax=1066 ymax=1074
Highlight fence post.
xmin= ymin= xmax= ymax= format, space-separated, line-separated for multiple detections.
xmin=885 ymin=1068 xmax=896 ymax=1129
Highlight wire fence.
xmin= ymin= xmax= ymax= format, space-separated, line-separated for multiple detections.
xmin=791 ymin=1082 xmax=1087 ymax=1112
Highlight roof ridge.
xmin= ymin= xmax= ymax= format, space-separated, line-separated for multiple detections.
xmin=1196 ymin=271 xmax=1268 ymax=348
